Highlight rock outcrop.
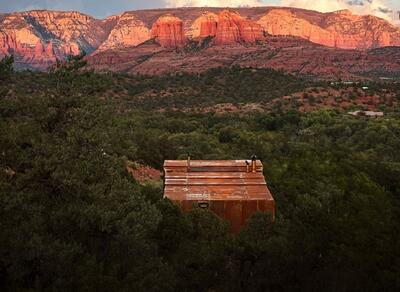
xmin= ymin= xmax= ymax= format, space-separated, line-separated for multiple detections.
xmin=45 ymin=41 xmax=54 ymax=55
xmin=0 ymin=10 xmax=112 ymax=68
xmin=1 ymin=7 xmax=400 ymax=70
xmin=258 ymin=8 xmax=400 ymax=49
xmin=191 ymin=10 xmax=264 ymax=45
xmin=214 ymin=10 xmax=264 ymax=45
xmin=151 ymin=14 xmax=186 ymax=48
xmin=214 ymin=11 xmax=241 ymax=44
xmin=0 ymin=14 xmax=41 ymax=54
xmin=238 ymin=19 xmax=265 ymax=43
xmin=191 ymin=12 xmax=218 ymax=38
xmin=98 ymin=13 xmax=150 ymax=51
xmin=34 ymin=40 xmax=44 ymax=57
xmin=23 ymin=10 xmax=108 ymax=49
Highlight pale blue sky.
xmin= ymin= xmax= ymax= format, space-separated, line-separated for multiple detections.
xmin=0 ymin=0 xmax=398 ymax=23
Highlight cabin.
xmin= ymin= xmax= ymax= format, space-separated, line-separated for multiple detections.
xmin=163 ymin=157 xmax=275 ymax=232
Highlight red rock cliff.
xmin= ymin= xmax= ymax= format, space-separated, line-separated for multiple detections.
xmin=98 ymin=13 xmax=150 ymax=51
xmin=191 ymin=12 xmax=218 ymax=38
xmin=0 ymin=10 xmax=109 ymax=68
xmin=258 ymin=8 xmax=400 ymax=49
xmin=214 ymin=10 xmax=264 ymax=45
xmin=2 ymin=7 xmax=400 ymax=70
xmin=151 ymin=14 xmax=186 ymax=48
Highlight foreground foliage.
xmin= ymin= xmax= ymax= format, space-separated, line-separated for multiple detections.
xmin=1 ymin=58 xmax=400 ymax=291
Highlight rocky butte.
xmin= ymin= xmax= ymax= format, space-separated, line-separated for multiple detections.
xmin=151 ymin=14 xmax=186 ymax=48
xmin=191 ymin=12 xmax=218 ymax=38
xmin=213 ymin=10 xmax=264 ymax=44
xmin=190 ymin=10 xmax=265 ymax=44
xmin=1 ymin=7 xmax=400 ymax=75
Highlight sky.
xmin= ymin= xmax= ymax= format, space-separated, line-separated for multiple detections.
xmin=0 ymin=0 xmax=399 ymax=25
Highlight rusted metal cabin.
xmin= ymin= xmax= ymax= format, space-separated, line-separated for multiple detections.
xmin=163 ymin=157 xmax=275 ymax=232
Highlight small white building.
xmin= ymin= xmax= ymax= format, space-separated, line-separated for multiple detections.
xmin=348 ymin=110 xmax=384 ymax=117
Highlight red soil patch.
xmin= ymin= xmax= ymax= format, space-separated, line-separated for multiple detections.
xmin=127 ymin=163 xmax=162 ymax=184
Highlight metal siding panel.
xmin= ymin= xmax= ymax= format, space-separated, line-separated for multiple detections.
xmin=210 ymin=200 xmax=226 ymax=220
xmin=242 ymin=200 xmax=258 ymax=226
xmin=225 ymin=201 xmax=243 ymax=233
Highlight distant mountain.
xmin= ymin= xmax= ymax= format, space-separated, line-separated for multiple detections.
xmin=1 ymin=7 xmax=400 ymax=78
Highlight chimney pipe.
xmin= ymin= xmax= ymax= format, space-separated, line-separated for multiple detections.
xmin=251 ymin=155 xmax=257 ymax=173
xmin=187 ymin=154 xmax=191 ymax=172
xmin=245 ymin=160 xmax=250 ymax=173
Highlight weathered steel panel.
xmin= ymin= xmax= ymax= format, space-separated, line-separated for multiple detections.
xmin=163 ymin=160 xmax=275 ymax=232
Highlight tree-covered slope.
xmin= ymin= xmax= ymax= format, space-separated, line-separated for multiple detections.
xmin=1 ymin=57 xmax=400 ymax=291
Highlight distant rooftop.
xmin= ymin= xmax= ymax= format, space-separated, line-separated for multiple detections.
xmin=163 ymin=159 xmax=275 ymax=232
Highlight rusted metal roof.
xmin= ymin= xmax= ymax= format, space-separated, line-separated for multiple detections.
xmin=163 ymin=160 xmax=275 ymax=232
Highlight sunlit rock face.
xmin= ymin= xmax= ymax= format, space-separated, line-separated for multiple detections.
xmin=0 ymin=10 xmax=111 ymax=69
xmin=258 ymin=8 xmax=400 ymax=49
xmin=1 ymin=7 xmax=400 ymax=70
xmin=97 ymin=13 xmax=150 ymax=51
xmin=191 ymin=12 xmax=218 ymax=38
xmin=151 ymin=14 xmax=186 ymax=48
xmin=0 ymin=14 xmax=42 ymax=54
xmin=214 ymin=10 xmax=264 ymax=45
xmin=190 ymin=10 xmax=264 ymax=45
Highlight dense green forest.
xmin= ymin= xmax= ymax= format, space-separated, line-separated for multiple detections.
xmin=1 ymin=56 xmax=400 ymax=291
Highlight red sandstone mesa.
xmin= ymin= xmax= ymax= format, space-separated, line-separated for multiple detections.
xmin=257 ymin=9 xmax=400 ymax=49
xmin=191 ymin=12 xmax=218 ymax=38
xmin=151 ymin=14 xmax=186 ymax=48
xmin=214 ymin=10 xmax=264 ymax=45
xmin=1 ymin=7 xmax=400 ymax=72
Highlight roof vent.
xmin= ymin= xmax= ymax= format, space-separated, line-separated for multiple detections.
xmin=251 ymin=155 xmax=257 ymax=173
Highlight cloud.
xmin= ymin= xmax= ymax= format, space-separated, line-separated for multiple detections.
xmin=282 ymin=0 xmax=399 ymax=24
xmin=163 ymin=0 xmax=264 ymax=8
